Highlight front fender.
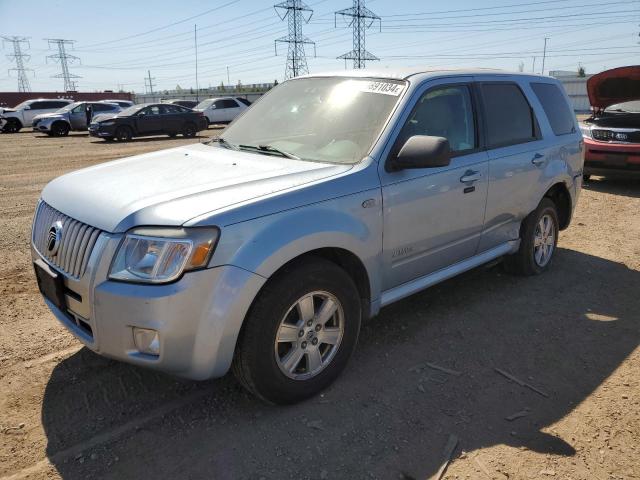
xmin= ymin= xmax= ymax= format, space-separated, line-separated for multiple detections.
xmin=210 ymin=188 xmax=383 ymax=303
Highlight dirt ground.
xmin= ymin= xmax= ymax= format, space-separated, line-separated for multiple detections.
xmin=0 ymin=130 xmax=638 ymax=480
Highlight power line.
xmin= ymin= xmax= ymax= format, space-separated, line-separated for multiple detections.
xmin=45 ymin=38 xmax=81 ymax=91
xmin=335 ymin=0 xmax=381 ymax=69
xmin=1 ymin=36 xmax=33 ymax=92
xmin=274 ymin=0 xmax=316 ymax=79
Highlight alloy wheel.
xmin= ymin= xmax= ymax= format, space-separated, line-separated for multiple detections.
xmin=534 ymin=213 xmax=555 ymax=267
xmin=274 ymin=291 xmax=344 ymax=381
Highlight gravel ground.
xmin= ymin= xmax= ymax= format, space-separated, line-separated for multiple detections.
xmin=0 ymin=130 xmax=638 ymax=480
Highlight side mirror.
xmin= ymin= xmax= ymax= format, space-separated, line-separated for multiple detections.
xmin=388 ymin=135 xmax=451 ymax=171
xmin=23 ymin=105 xmax=31 ymax=110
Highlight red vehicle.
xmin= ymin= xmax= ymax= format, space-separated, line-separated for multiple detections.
xmin=580 ymin=66 xmax=640 ymax=179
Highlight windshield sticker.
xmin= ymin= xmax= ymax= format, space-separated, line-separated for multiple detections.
xmin=360 ymin=81 xmax=405 ymax=96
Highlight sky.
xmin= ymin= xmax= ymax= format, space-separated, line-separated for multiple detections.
xmin=1 ymin=0 xmax=639 ymax=93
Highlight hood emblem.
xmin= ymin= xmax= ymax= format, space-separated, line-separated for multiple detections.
xmin=46 ymin=221 xmax=63 ymax=256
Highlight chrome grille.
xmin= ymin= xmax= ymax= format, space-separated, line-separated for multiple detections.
xmin=32 ymin=201 xmax=102 ymax=279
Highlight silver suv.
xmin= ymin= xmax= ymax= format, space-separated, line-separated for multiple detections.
xmin=31 ymin=69 xmax=583 ymax=403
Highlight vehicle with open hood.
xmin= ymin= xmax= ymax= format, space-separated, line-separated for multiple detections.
xmin=579 ymin=65 xmax=640 ymax=178
xmin=31 ymin=69 xmax=583 ymax=404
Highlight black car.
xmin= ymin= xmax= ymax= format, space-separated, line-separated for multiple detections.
xmin=164 ymin=99 xmax=198 ymax=109
xmin=89 ymin=103 xmax=208 ymax=141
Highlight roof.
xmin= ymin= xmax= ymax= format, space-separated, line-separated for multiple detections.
xmin=300 ymin=67 xmax=552 ymax=82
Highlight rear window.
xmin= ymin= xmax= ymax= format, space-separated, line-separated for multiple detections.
xmin=480 ymin=83 xmax=538 ymax=148
xmin=531 ymin=83 xmax=575 ymax=136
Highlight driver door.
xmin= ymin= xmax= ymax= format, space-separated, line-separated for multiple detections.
xmin=379 ymin=80 xmax=489 ymax=290
xmin=69 ymin=104 xmax=86 ymax=129
xmin=135 ymin=105 xmax=163 ymax=135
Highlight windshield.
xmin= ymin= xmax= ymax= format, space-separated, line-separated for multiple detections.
xmin=14 ymin=100 xmax=33 ymax=110
xmin=119 ymin=104 xmax=146 ymax=116
xmin=220 ymin=77 xmax=406 ymax=164
xmin=196 ymin=99 xmax=216 ymax=109
xmin=59 ymin=102 xmax=81 ymax=113
xmin=605 ymin=100 xmax=640 ymax=113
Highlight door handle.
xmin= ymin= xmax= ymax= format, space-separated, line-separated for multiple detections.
xmin=460 ymin=170 xmax=481 ymax=183
xmin=531 ymin=153 xmax=545 ymax=166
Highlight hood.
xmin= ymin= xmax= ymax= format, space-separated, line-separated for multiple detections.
xmin=587 ymin=66 xmax=640 ymax=110
xmin=41 ymin=143 xmax=351 ymax=232
xmin=92 ymin=113 xmax=117 ymax=123
xmin=1 ymin=108 xmax=16 ymax=114
xmin=33 ymin=112 xmax=65 ymax=121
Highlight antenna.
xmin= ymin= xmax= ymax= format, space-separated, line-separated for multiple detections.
xmin=45 ymin=38 xmax=81 ymax=91
xmin=274 ymin=0 xmax=316 ymax=79
xmin=335 ymin=0 xmax=381 ymax=69
xmin=2 ymin=36 xmax=33 ymax=92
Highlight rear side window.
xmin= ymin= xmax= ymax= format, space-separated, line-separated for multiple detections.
xmin=92 ymin=103 xmax=113 ymax=112
xmin=480 ymin=83 xmax=538 ymax=148
xmin=531 ymin=83 xmax=575 ymax=136
xmin=29 ymin=101 xmax=48 ymax=110
xmin=51 ymin=101 xmax=70 ymax=108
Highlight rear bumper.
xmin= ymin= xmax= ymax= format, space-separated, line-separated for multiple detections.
xmin=584 ymin=137 xmax=640 ymax=176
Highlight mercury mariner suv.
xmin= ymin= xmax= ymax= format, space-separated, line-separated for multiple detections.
xmin=32 ymin=69 xmax=584 ymax=404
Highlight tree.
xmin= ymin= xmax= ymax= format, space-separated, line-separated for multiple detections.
xmin=578 ymin=64 xmax=586 ymax=77
xmin=219 ymin=81 xmax=225 ymax=92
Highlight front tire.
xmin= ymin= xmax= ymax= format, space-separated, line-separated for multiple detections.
xmin=504 ymin=198 xmax=559 ymax=276
xmin=2 ymin=118 xmax=22 ymax=133
xmin=51 ymin=121 xmax=70 ymax=137
xmin=233 ymin=257 xmax=361 ymax=404
xmin=115 ymin=126 xmax=133 ymax=142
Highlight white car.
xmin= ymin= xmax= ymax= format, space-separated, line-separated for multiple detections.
xmin=1 ymin=98 xmax=73 ymax=133
xmin=99 ymin=99 xmax=135 ymax=108
xmin=194 ymin=97 xmax=248 ymax=125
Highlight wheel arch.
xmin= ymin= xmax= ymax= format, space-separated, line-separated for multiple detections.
xmin=543 ymin=181 xmax=573 ymax=230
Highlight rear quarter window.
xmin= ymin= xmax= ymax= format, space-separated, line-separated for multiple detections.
xmin=530 ymin=82 xmax=576 ymax=136
xmin=480 ymin=83 xmax=539 ymax=148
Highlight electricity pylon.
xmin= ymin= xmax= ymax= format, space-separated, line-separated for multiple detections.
xmin=335 ymin=0 xmax=381 ymax=69
xmin=274 ymin=0 xmax=316 ymax=79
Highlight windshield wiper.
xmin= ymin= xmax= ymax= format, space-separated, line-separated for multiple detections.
xmin=210 ymin=137 xmax=238 ymax=150
xmin=238 ymin=144 xmax=300 ymax=160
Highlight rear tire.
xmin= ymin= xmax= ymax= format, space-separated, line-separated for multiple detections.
xmin=233 ymin=257 xmax=361 ymax=404
xmin=115 ymin=126 xmax=133 ymax=142
xmin=182 ymin=122 xmax=197 ymax=138
xmin=504 ymin=198 xmax=559 ymax=276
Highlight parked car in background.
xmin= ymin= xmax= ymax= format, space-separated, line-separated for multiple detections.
xmin=89 ymin=103 xmax=207 ymax=141
xmin=162 ymin=99 xmax=198 ymax=109
xmin=580 ymin=66 xmax=640 ymax=179
xmin=195 ymin=96 xmax=248 ymax=125
xmin=32 ymin=70 xmax=583 ymax=404
xmin=32 ymin=101 xmax=122 ymax=136
xmin=1 ymin=98 xmax=73 ymax=133
xmin=99 ymin=99 xmax=135 ymax=108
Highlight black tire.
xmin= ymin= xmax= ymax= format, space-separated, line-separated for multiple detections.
xmin=583 ymin=174 xmax=591 ymax=182
xmin=233 ymin=257 xmax=361 ymax=404
xmin=103 ymin=137 xmax=114 ymax=142
xmin=115 ymin=126 xmax=133 ymax=142
xmin=504 ymin=197 xmax=559 ymax=276
xmin=2 ymin=118 xmax=22 ymax=133
xmin=168 ymin=132 xmax=177 ymax=138
xmin=182 ymin=122 xmax=197 ymax=138
xmin=51 ymin=121 xmax=70 ymax=137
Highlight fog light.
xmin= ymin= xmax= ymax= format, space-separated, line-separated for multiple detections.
xmin=133 ymin=328 xmax=160 ymax=355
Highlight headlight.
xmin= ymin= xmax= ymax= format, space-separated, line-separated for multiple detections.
xmin=100 ymin=121 xmax=116 ymax=126
xmin=579 ymin=123 xmax=592 ymax=139
xmin=109 ymin=227 xmax=219 ymax=284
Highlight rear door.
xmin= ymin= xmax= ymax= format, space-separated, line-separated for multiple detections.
xmin=474 ymin=78 xmax=549 ymax=252
xmin=379 ymin=79 xmax=489 ymax=290
xmin=160 ymin=104 xmax=182 ymax=133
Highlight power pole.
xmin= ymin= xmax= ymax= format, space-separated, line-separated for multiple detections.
xmin=541 ymin=37 xmax=549 ymax=75
xmin=274 ymin=0 xmax=316 ymax=79
xmin=532 ymin=56 xmax=537 ymax=73
xmin=45 ymin=38 xmax=81 ymax=91
xmin=2 ymin=36 xmax=33 ymax=92
xmin=145 ymin=70 xmax=156 ymax=94
xmin=335 ymin=0 xmax=381 ymax=69
xmin=194 ymin=24 xmax=199 ymax=102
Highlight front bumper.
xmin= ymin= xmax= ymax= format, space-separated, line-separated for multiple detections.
xmin=32 ymin=233 xmax=266 ymax=380
xmin=89 ymin=124 xmax=117 ymax=137
xmin=584 ymin=137 xmax=640 ymax=176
